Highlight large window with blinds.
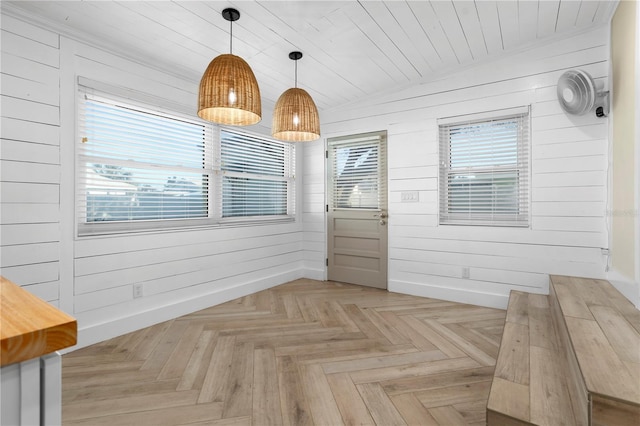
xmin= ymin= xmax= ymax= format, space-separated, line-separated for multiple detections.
xmin=438 ymin=107 xmax=530 ymax=227
xmin=77 ymin=88 xmax=295 ymax=236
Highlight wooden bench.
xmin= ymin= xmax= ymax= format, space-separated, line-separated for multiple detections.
xmin=487 ymin=275 xmax=640 ymax=425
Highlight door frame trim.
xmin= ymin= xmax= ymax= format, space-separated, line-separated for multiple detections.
xmin=324 ymin=130 xmax=389 ymax=287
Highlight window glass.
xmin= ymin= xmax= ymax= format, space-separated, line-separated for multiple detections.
xmin=221 ymin=130 xmax=293 ymax=217
xmin=330 ymin=140 xmax=382 ymax=209
xmin=439 ymin=109 xmax=529 ymax=227
xmin=77 ymin=88 xmax=295 ymax=236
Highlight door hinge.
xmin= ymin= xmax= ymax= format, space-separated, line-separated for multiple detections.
xmin=326 ymin=204 xmax=329 ymax=212
xmin=326 ymin=258 xmax=329 ymax=267
xmin=325 ymin=150 xmax=328 ymax=159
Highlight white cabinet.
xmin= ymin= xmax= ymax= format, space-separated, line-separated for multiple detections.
xmin=1 ymin=353 xmax=62 ymax=426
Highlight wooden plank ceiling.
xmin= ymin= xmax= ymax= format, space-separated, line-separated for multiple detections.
xmin=4 ymin=1 xmax=617 ymax=113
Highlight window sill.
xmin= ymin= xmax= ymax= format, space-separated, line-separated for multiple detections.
xmin=77 ymin=216 xmax=296 ymax=238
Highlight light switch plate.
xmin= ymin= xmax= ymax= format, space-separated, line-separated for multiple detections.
xmin=401 ymin=191 xmax=419 ymax=202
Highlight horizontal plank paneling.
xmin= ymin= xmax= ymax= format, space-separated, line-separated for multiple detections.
xmin=0 ymin=160 xmax=60 ymax=184
xmin=0 ymin=95 xmax=60 ymax=125
xmin=74 ymin=260 xmax=303 ymax=314
xmin=75 ymin=241 xmax=303 ymax=294
xmin=1 ymin=14 xmax=59 ymax=47
xmin=0 ymin=262 xmax=59 ymax=286
xmin=1 ymin=242 xmax=60 ymax=268
xmin=1 ymin=223 xmax=59 ymax=246
xmin=308 ymin=27 xmax=610 ymax=307
xmin=0 ymin=117 xmax=59 ymax=145
xmin=389 ymin=247 xmax=603 ymax=278
xmin=142 ymin=251 xmax=303 ymax=297
xmin=74 ymin=231 xmax=301 ymax=271
xmin=0 ymin=29 xmax=59 ymax=67
xmin=0 ymin=18 xmax=62 ymax=307
xmin=0 ymin=74 xmax=59 ymax=106
xmin=21 ymin=280 xmax=60 ymax=302
xmin=0 ymin=140 xmax=60 ymax=164
xmin=1 ymin=182 xmax=59 ymax=204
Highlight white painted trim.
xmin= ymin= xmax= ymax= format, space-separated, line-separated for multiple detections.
xmin=606 ymin=16 xmax=614 ymax=274
xmin=58 ymin=36 xmax=76 ymax=315
xmin=388 ymin=280 xmax=511 ymax=310
xmin=323 ymin=136 xmax=329 ymax=282
xmin=437 ymin=105 xmax=529 ymax=125
xmin=303 ymin=267 xmax=325 ymax=282
xmin=65 ymin=268 xmax=305 ymax=352
xmin=635 ymin=0 xmax=640 ymax=286
xmin=41 ymin=353 xmax=62 ymax=426
xmin=20 ymin=358 xmax=41 ymax=425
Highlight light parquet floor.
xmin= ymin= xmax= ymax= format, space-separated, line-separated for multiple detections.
xmin=62 ymin=279 xmax=506 ymax=425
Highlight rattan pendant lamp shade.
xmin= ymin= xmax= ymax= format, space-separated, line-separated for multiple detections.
xmin=272 ymin=52 xmax=320 ymax=142
xmin=198 ymin=8 xmax=261 ymax=126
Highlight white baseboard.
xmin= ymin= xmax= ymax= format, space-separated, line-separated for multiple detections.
xmin=607 ymin=269 xmax=640 ymax=309
xmin=69 ymin=268 xmax=305 ymax=352
xmin=389 ymin=280 xmax=509 ymax=310
xmin=302 ymin=267 xmax=325 ymax=281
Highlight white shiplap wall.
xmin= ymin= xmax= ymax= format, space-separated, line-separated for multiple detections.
xmin=1 ymin=14 xmax=305 ymax=349
xmin=1 ymin=15 xmax=62 ymax=306
xmin=304 ymin=26 xmax=610 ymax=309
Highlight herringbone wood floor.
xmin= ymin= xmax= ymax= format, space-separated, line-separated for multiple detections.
xmin=62 ymin=279 xmax=506 ymax=425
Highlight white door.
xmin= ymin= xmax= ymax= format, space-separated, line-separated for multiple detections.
xmin=327 ymin=131 xmax=388 ymax=289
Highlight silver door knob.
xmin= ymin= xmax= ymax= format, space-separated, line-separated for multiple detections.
xmin=379 ymin=219 xmax=386 ymax=225
xmin=375 ymin=212 xmax=387 ymax=219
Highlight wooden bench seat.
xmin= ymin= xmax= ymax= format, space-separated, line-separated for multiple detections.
xmin=550 ymin=275 xmax=640 ymax=425
xmin=488 ymin=276 xmax=640 ymax=425
xmin=487 ymin=291 xmax=582 ymax=425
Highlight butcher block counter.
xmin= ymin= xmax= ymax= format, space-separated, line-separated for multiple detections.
xmin=1 ymin=276 xmax=77 ymax=366
xmin=1 ymin=276 xmax=77 ymax=425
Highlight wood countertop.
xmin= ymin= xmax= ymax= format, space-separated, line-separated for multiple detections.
xmin=1 ymin=276 xmax=77 ymax=367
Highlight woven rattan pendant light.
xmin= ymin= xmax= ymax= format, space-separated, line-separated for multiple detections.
xmin=198 ymin=8 xmax=261 ymax=126
xmin=272 ymin=51 xmax=320 ymax=142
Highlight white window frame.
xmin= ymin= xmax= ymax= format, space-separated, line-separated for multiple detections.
xmin=438 ymin=106 xmax=530 ymax=227
xmin=76 ymin=84 xmax=295 ymax=237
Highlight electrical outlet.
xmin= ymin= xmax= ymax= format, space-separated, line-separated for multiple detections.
xmin=133 ymin=283 xmax=143 ymax=298
xmin=462 ymin=267 xmax=470 ymax=279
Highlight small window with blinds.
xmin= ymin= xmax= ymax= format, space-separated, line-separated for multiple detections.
xmin=77 ymin=86 xmax=295 ymax=236
xmin=220 ymin=129 xmax=295 ymax=218
xmin=438 ymin=107 xmax=530 ymax=227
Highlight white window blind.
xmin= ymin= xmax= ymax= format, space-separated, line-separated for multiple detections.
xmin=329 ymin=133 xmax=386 ymax=210
xmin=439 ymin=107 xmax=530 ymax=227
xmin=77 ymin=85 xmax=295 ymax=236
xmin=220 ymin=130 xmax=295 ymax=218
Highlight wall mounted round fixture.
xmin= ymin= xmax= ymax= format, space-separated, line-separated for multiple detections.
xmin=198 ymin=8 xmax=262 ymax=126
xmin=272 ymin=51 xmax=320 ymax=142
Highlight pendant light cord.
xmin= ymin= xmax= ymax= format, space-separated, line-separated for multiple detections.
xmin=229 ymin=19 xmax=233 ymax=54
xmin=294 ymin=59 xmax=298 ymax=88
